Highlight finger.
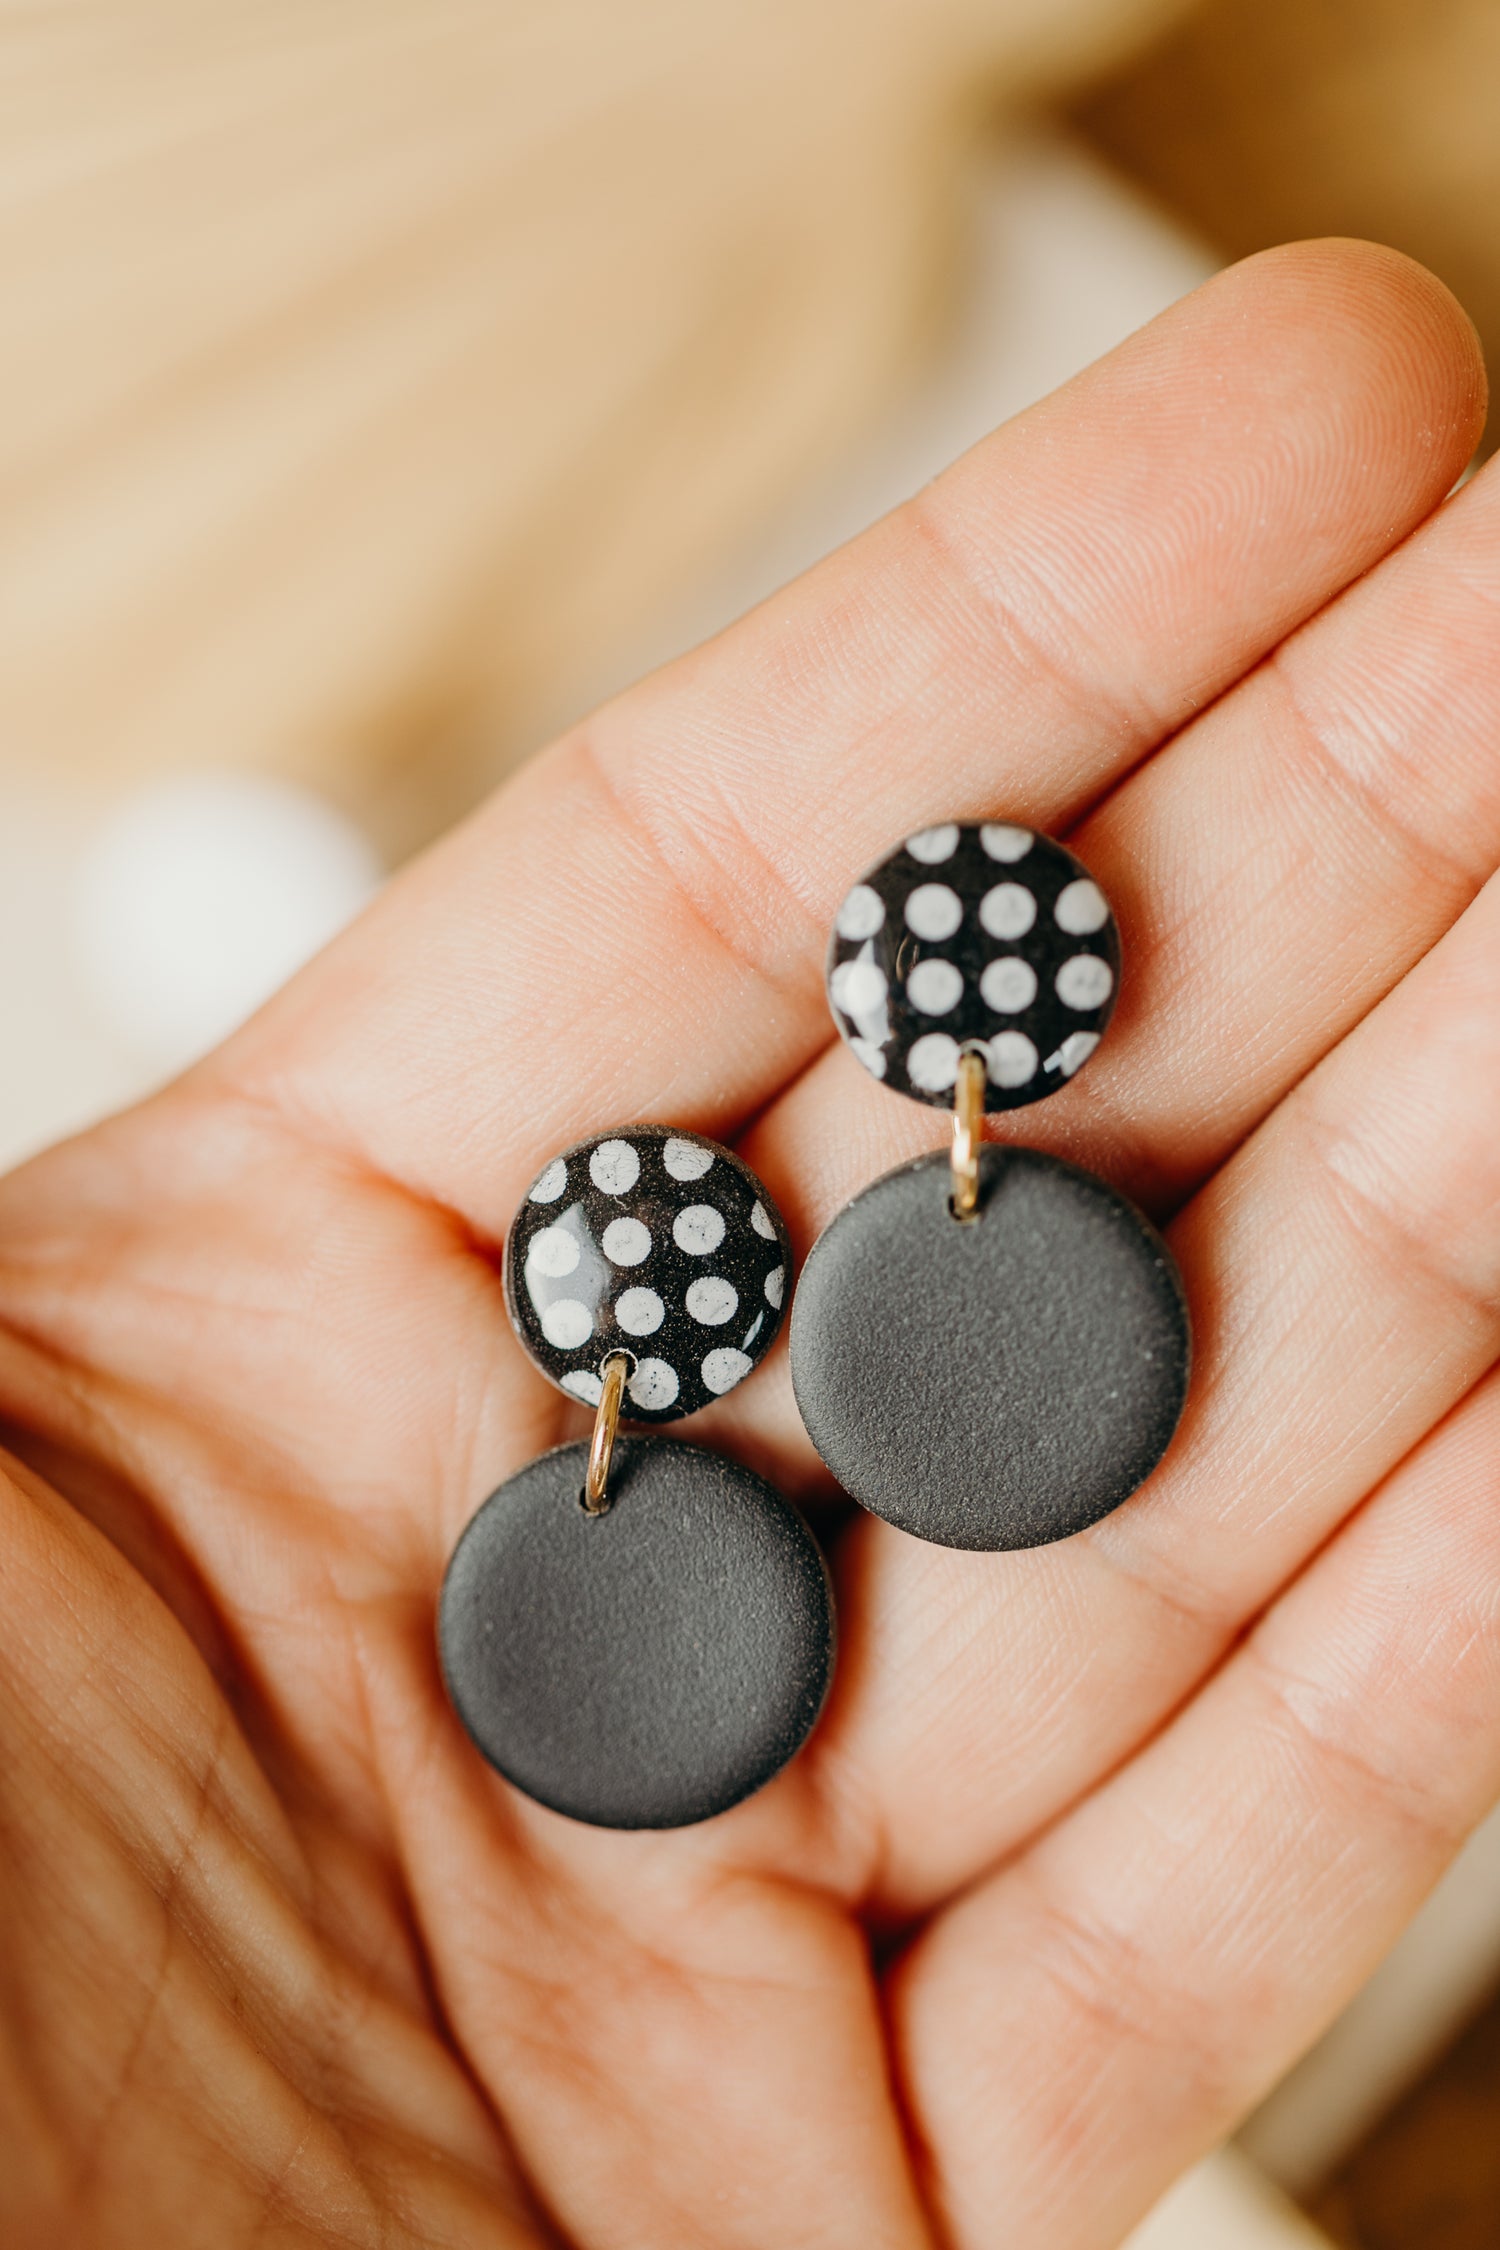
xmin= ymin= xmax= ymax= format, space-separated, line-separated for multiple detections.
xmin=0 ymin=1175 xmax=931 ymax=2242
xmin=0 ymin=247 xmax=1484 ymax=1887
xmin=360 ymin=1590 xmax=936 ymax=2250
xmin=395 ymin=1757 xmax=937 ymax=2249
xmin=890 ymin=1362 xmax=1500 ymax=2250
xmin=800 ymin=850 xmax=1500 ymax=1913
xmin=757 ymin=439 xmax=1500 ymax=1246
xmin=733 ymin=384 xmax=1500 ymax=1497
xmin=225 ymin=242 xmax=1481 ymax=1240
xmin=0 ymin=1450 xmax=531 ymax=2244
xmin=3 ymin=247 xmax=1475 ymax=1558
xmin=0 ymin=246 xmax=1482 ymax=1926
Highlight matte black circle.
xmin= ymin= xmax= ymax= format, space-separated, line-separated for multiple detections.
xmin=439 ymin=1439 xmax=835 ymax=1828
xmin=789 ymin=1147 xmax=1189 ymax=1550
xmin=505 ymin=1127 xmax=793 ymax=1424
xmin=827 ymin=822 xmax=1120 ymax=1111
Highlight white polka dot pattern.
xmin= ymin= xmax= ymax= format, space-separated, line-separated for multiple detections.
xmin=673 ymin=1205 xmax=725 ymax=1257
xmin=826 ymin=823 xmax=1120 ymax=1110
xmin=907 ymin=958 xmax=963 ymax=1015
xmin=506 ymin=1128 xmax=793 ymax=1422
xmin=906 ymin=823 xmax=959 ymax=863
xmin=904 ymin=883 xmax=963 ymax=941
xmin=589 ymin=1140 xmax=640 ymax=1196
xmin=979 ymin=883 xmax=1037 ymax=940
xmin=685 ymin=1275 xmax=738 ymax=1325
xmin=663 ymin=1137 xmax=714 ymax=1182
xmin=1055 ymin=878 xmax=1109 ymax=935
xmin=527 ymin=1225 xmax=580 ymax=1278
xmin=541 ymin=1299 xmax=593 ymax=1350
xmin=980 ymin=956 xmax=1037 ymax=1013
xmin=830 ymin=958 xmax=887 ymax=1017
xmin=835 ymin=884 xmax=885 ymax=940
xmin=702 ymin=1347 xmax=754 ymax=1395
xmin=980 ymin=823 xmax=1032 ymax=863
xmin=1056 ymin=954 xmax=1114 ymax=1010
xmin=629 ymin=1359 xmax=679 ymax=1413
xmin=908 ymin=1032 xmax=961 ymax=1093
xmin=602 ymin=1217 xmax=651 ymax=1265
xmin=616 ymin=1287 xmax=665 ymax=1336
xmin=987 ymin=1030 xmax=1038 ymax=1088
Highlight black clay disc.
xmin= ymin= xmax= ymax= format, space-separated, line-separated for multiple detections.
xmin=789 ymin=1147 xmax=1189 ymax=1551
xmin=439 ymin=1439 xmax=835 ymax=1829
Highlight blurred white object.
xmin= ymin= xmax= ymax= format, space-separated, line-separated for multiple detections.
xmin=72 ymin=773 xmax=381 ymax=1072
xmin=0 ymin=794 xmax=148 ymax=1171
xmin=1126 ymin=2148 xmax=1336 ymax=2249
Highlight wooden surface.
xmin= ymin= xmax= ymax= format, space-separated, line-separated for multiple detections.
xmin=0 ymin=0 xmax=1190 ymax=859
xmin=1073 ymin=0 xmax=1500 ymax=453
xmin=1310 ymin=1981 xmax=1500 ymax=2248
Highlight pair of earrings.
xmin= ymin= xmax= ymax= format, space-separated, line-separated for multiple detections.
xmin=439 ymin=822 xmax=1190 ymax=1830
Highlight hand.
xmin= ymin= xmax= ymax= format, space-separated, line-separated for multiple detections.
xmin=2 ymin=242 xmax=1496 ymax=2250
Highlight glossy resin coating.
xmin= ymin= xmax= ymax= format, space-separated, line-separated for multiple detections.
xmin=505 ymin=1127 xmax=793 ymax=1424
xmin=826 ymin=822 xmax=1120 ymax=1110
xmin=789 ymin=1145 xmax=1189 ymax=1550
xmin=439 ymin=1438 xmax=835 ymax=1828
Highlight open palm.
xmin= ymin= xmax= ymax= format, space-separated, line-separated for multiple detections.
xmin=5 ymin=242 xmax=1500 ymax=2250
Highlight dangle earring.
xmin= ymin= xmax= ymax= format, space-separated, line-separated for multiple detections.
xmin=440 ymin=1126 xmax=833 ymax=1829
xmin=790 ymin=822 xmax=1190 ymax=1550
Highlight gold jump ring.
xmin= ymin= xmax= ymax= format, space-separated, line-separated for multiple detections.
xmin=950 ymin=1048 xmax=985 ymax=1222
xmin=584 ymin=1353 xmax=630 ymax=1514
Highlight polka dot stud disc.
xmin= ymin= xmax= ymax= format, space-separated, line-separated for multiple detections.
xmin=789 ymin=1146 xmax=1189 ymax=1550
xmin=827 ymin=822 xmax=1120 ymax=1110
xmin=505 ymin=1128 xmax=793 ymax=1422
xmin=439 ymin=1438 xmax=834 ymax=1828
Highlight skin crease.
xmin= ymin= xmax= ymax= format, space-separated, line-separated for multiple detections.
xmin=3 ymin=239 xmax=1500 ymax=2248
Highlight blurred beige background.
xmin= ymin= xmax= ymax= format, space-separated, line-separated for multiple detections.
xmin=1076 ymin=0 xmax=1500 ymax=459
xmin=4 ymin=5 xmax=1500 ymax=2244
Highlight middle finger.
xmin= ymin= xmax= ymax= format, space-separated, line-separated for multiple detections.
xmin=739 ymin=453 xmax=1500 ymax=1912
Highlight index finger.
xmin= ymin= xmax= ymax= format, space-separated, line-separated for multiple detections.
xmin=226 ymin=242 xmax=1484 ymax=1237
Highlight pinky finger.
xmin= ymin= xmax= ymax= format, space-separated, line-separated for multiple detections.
xmin=890 ymin=1369 xmax=1500 ymax=2250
